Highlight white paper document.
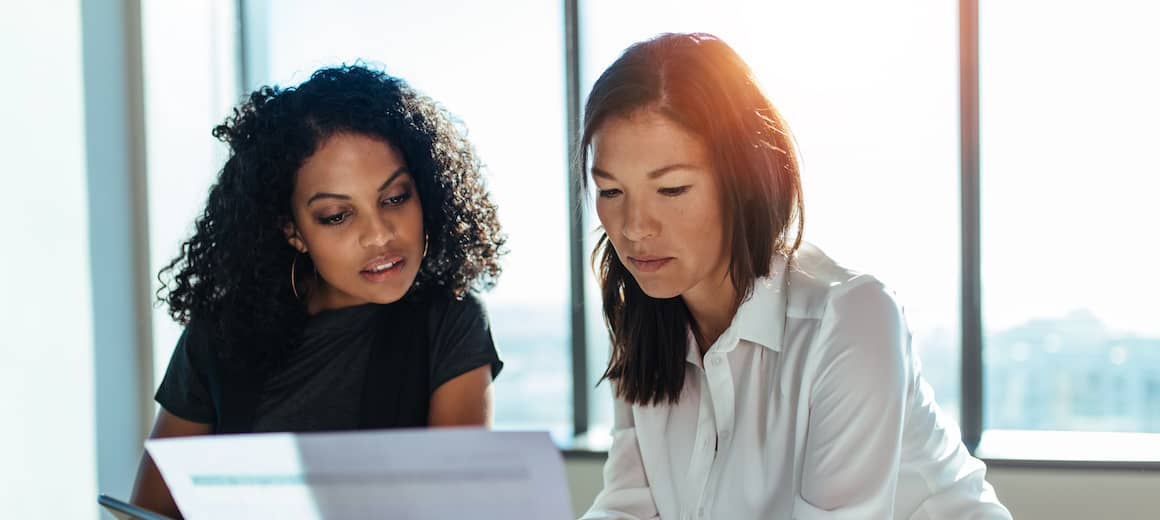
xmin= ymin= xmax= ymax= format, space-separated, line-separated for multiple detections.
xmin=145 ymin=428 xmax=572 ymax=519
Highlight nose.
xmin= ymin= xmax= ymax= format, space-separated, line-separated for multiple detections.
xmin=620 ymin=196 xmax=659 ymax=242
xmin=359 ymin=213 xmax=395 ymax=249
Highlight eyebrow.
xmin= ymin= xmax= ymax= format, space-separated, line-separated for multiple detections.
xmin=591 ymin=163 xmax=698 ymax=181
xmin=306 ymin=166 xmax=410 ymax=205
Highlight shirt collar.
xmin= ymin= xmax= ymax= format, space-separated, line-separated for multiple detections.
xmin=684 ymin=254 xmax=789 ymax=363
xmin=732 ymin=253 xmax=789 ymax=352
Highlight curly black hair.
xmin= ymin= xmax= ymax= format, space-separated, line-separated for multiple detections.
xmin=158 ymin=64 xmax=506 ymax=367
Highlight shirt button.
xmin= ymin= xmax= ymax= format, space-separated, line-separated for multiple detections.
xmin=712 ymin=355 xmax=723 ymax=366
xmin=720 ymin=429 xmax=731 ymax=439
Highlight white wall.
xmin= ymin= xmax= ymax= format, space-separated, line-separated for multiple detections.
xmin=81 ymin=0 xmax=153 ymax=505
xmin=0 ymin=1 xmax=99 ymax=517
xmin=565 ymin=457 xmax=1160 ymax=520
xmin=986 ymin=467 xmax=1160 ymax=519
xmin=0 ymin=1 xmax=150 ymax=517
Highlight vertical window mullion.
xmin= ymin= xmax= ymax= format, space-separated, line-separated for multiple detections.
xmin=959 ymin=0 xmax=983 ymax=453
xmin=564 ymin=0 xmax=589 ymax=438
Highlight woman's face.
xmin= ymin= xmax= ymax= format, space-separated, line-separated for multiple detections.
xmin=286 ymin=132 xmax=425 ymax=312
xmin=590 ymin=110 xmax=730 ymax=302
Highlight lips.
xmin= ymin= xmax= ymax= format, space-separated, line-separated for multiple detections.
xmin=360 ymin=255 xmax=405 ymax=281
xmin=627 ymin=255 xmax=673 ymax=273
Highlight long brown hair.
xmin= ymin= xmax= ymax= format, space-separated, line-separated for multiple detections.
xmin=580 ymin=33 xmax=804 ymax=405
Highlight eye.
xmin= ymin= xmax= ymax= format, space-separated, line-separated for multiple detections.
xmin=318 ymin=212 xmax=349 ymax=225
xmin=382 ymin=189 xmax=412 ymax=207
xmin=658 ymin=185 xmax=692 ymax=197
xmin=598 ymin=188 xmax=622 ymax=199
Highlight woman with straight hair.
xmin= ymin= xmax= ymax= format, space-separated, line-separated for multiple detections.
xmin=580 ymin=33 xmax=1011 ymax=519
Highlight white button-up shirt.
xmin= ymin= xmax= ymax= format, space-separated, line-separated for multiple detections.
xmin=581 ymin=244 xmax=1012 ymax=519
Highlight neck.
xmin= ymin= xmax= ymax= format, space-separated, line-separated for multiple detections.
xmin=304 ymin=284 xmax=326 ymax=315
xmin=305 ymin=279 xmax=344 ymax=315
xmin=682 ymin=269 xmax=738 ymax=356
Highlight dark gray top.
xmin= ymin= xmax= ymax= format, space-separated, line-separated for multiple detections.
xmin=155 ymin=293 xmax=502 ymax=433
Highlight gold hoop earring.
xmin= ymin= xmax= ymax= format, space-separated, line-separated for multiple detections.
xmin=291 ymin=253 xmax=303 ymax=300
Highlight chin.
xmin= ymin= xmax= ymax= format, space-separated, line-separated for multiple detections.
xmin=364 ymin=272 xmax=421 ymax=303
xmin=367 ymin=292 xmax=406 ymax=304
xmin=635 ymin=279 xmax=684 ymax=300
xmin=359 ymin=285 xmax=408 ymax=305
xmin=379 ymin=283 xmax=417 ymax=302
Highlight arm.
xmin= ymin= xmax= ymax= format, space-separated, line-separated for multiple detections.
xmin=135 ymin=323 xmax=216 ymax=517
xmin=580 ymin=396 xmax=659 ymax=520
xmin=130 ymin=409 xmax=212 ymax=518
xmin=426 ymin=294 xmax=502 ymax=427
xmin=428 ymin=364 xmax=494 ymax=426
xmin=795 ymin=280 xmax=909 ymax=519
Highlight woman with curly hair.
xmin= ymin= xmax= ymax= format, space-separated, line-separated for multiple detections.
xmin=130 ymin=64 xmax=506 ymax=516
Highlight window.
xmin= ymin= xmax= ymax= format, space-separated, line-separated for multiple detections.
xmin=242 ymin=0 xmax=573 ymax=438
xmin=980 ymin=0 xmax=1160 ymax=435
xmin=138 ymin=0 xmax=1160 ymax=461
xmin=579 ymin=0 xmax=962 ymax=437
xmin=143 ymin=0 xmax=240 ymax=384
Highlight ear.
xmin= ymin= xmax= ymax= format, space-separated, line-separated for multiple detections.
xmin=283 ymin=220 xmax=307 ymax=253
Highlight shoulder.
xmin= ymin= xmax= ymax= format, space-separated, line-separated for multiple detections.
xmin=178 ymin=318 xmax=217 ymax=357
xmin=785 ymin=242 xmax=903 ymax=323
xmin=786 ymin=244 xmax=909 ymax=379
xmin=418 ymin=290 xmax=488 ymax=323
xmin=413 ymin=290 xmax=493 ymax=347
xmin=163 ymin=318 xmax=226 ymax=383
xmin=444 ymin=291 xmax=488 ymax=318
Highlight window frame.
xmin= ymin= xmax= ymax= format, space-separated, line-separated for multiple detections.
xmin=221 ymin=0 xmax=1160 ymax=466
